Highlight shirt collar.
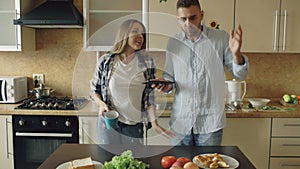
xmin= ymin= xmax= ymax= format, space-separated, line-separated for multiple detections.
xmin=179 ymin=22 xmax=209 ymax=43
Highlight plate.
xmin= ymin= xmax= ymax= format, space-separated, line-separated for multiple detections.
xmin=142 ymin=80 xmax=175 ymax=85
xmin=193 ymin=154 xmax=239 ymax=169
xmin=56 ymin=160 xmax=103 ymax=169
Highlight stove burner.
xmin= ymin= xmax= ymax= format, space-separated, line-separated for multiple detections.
xmin=15 ymin=96 xmax=88 ymax=110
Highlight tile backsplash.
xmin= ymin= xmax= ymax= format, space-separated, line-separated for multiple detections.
xmin=0 ymin=28 xmax=299 ymax=99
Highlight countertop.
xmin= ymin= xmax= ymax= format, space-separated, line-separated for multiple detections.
xmin=1 ymin=98 xmax=300 ymax=118
xmin=38 ymin=144 xmax=255 ymax=169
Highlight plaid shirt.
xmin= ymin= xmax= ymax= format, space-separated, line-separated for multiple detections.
xmin=90 ymin=52 xmax=156 ymax=117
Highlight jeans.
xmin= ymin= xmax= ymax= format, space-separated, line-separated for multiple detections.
xmin=97 ymin=116 xmax=144 ymax=145
xmin=171 ymin=128 xmax=223 ymax=146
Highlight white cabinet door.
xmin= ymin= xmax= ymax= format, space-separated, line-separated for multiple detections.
xmin=147 ymin=117 xmax=171 ymax=145
xmin=236 ymin=0 xmax=300 ymax=53
xmin=0 ymin=0 xmax=21 ymax=51
xmin=0 ymin=115 xmax=14 ymax=169
xmin=79 ymin=116 xmax=99 ymax=144
xmin=148 ymin=0 xmax=234 ymax=50
xmin=83 ymin=0 xmax=143 ymax=51
xmin=279 ymin=0 xmax=300 ymax=52
xmin=0 ymin=0 xmax=35 ymax=51
xmin=222 ymin=118 xmax=271 ymax=169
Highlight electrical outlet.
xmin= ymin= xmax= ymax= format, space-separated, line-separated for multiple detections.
xmin=33 ymin=74 xmax=45 ymax=86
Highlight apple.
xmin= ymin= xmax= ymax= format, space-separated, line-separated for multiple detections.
xmin=172 ymin=160 xmax=184 ymax=168
xmin=183 ymin=162 xmax=199 ymax=169
xmin=177 ymin=157 xmax=191 ymax=164
xmin=170 ymin=166 xmax=184 ymax=169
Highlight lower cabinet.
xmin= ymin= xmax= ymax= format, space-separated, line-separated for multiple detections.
xmin=270 ymin=118 xmax=300 ymax=168
xmin=79 ymin=116 xmax=99 ymax=144
xmin=222 ymin=118 xmax=271 ymax=169
xmin=0 ymin=115 xmax=14 ymax=169
xmin=146 ymin=117 xmax=172 ymax=145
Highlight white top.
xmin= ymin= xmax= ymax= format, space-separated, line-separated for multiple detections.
xmin=109 ymin=56 xmax=145 ymax=125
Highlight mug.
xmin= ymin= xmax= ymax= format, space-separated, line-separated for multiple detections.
xmin=104 ymin=110 xmax=119 ymax=129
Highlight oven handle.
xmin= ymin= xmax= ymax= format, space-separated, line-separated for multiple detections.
xmin=15 ymin=132 xmax=73 ymax=137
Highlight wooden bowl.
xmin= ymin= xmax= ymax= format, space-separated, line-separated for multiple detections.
xmin=280 ymin=99 xmax=298 ymax=107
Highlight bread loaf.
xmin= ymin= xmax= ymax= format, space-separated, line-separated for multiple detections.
xmin=68 ymin=157 xmax=95 ymax=169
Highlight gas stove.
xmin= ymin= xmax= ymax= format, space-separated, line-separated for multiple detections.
xmin=14 ymin=96 xmax=88 ymax=110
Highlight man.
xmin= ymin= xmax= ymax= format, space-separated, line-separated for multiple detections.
xmin=154 ymin=0 xmax=249 ymax=146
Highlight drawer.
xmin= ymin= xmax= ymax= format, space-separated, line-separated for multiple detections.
xmin=270 ymin=158 xmax=300 ymax=169
xmin=272 ymin=118 xmax=300 ymax=137
xmin=271 ymin=138 xmax=300 ymax=156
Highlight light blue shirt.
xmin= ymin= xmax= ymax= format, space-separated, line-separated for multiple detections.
xmin=164 ymin=24 xmax=249 ymax=134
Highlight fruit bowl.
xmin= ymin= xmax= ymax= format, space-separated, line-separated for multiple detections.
xmin=280 ymin=99 xmax=298 ymax=107
xmin=248 ymin=98 xmax=271 ymax=108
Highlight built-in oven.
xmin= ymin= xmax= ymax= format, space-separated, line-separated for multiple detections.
xmin=12 ymin=115 xmax=79 ymax=169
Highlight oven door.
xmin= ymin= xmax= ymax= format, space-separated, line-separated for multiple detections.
xmin=14 ymin=132 xmax=78 ymax=169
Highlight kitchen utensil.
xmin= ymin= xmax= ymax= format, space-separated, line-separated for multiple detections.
xmin=225 ymin=79 xmax=246 ymax=104
xmin=248 ymin=98 xmax=270 ymax=108
xmin=232 ymin=100 xmax=244 ymax=110
xmin=30 ymin=83 xmax=55 ymax=98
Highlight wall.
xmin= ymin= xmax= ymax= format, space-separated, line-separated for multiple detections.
xmin=0 ymin=29 xmax=300 ymax=98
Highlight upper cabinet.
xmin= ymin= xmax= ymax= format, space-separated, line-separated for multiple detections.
xmin=83 ymin=0 xmax=299 ymax=53
xmin=0 ymin=0 xmax=35 ymax=51
xmin=200 ymin=0 xmax=234 ymax=35
xmin=83 ymin=0 xmax=143 ymax=51
xmin=0 ymin=0 xmax=21 ymax=51
xmin=148 ymin=0 xmax=233 ymax=51
xmin=236 ymin=0 xmax=300 ymax=53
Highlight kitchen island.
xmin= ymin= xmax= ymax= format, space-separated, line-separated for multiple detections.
xmin=37 ymin=144 xmax=255 ymax=169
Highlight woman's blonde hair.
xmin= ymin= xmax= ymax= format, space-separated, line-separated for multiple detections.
xmin=109 ymin=19 xmax=146 ymax=54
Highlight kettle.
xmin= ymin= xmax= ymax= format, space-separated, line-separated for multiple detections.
xmin=225 ymin=79 xmax=246 ymax=104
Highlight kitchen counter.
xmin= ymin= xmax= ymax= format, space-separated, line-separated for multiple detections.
xmin=1 ymin=98 xmax=300 ymax=118
xmin=38 ymin=144 xmax=255 ymax=169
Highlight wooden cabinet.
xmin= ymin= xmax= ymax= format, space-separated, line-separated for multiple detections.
xmin=0 ymin=0 xmax=35 ymax=51
xmin=0 ymin=115 xmax=14 ymax=169
xmin=147 ymin=117 xmax=171 ymax=145
xmin=270 ymin=118 xmax=300 ymax=168
xmin=222 ymin=118 xmax=271 ymax=169
xmin=236 ymin=0 xmax=300 ymax=52
xmin=83 ymin=0 xmax=143 ymax=51
xmin=148 ymin=0 xmax=234 ymax=50
xmin=79 ymin=116 xmax=99 ymax=144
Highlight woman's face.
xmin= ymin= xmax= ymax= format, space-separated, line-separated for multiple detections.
xmin=126 ymin=22 xmax=145 ymax=51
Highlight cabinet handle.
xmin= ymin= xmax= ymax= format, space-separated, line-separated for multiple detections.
xmin=284 ymin=124 xmax=300 ymax=127
xmin=273 ymin=10 xmax=279 ymax=51
xmin=5 ymin=118 xmax=12 ymax=159
xmin=282 ymin=163 xmax=300 ymax=167
xmin=282 ymin=144 xmax=300 ymax=147
xmin=282 ymin=10 xmax=287 ymax=51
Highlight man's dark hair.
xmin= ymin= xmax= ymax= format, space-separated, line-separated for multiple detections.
xmin=176 ymin=0 xmax=201 ymax=10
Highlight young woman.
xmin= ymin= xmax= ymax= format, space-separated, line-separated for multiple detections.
xmin=90 ymin=19 xmax=174 ymax=145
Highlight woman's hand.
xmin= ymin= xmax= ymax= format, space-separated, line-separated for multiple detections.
xmin=98 ymin=100 xmax=109 ymax=117
xmin=151 ymin=121 xmax=176 ymax=138
xmin=94 ymin=94 xmax=109 ymax=117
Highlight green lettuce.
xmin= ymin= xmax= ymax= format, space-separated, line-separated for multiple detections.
xmin=103 ymin=150 xmax=150 ymax=169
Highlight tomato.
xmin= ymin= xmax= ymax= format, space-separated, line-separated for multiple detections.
xmin=176 ymin=157 xmax=191 ymax=164
xmin=161 ymin=156 xmax=176 ymax=168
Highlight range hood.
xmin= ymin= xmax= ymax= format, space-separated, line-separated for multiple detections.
xmin=13 ymin=0 xmax=83 ymax=28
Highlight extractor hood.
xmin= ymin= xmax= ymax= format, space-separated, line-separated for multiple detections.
xmin=13 ymin=0 xmax=83 ymax=28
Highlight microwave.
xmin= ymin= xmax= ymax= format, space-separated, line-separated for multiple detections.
xmin=0 ymin=76 xmax=28 ymax=103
